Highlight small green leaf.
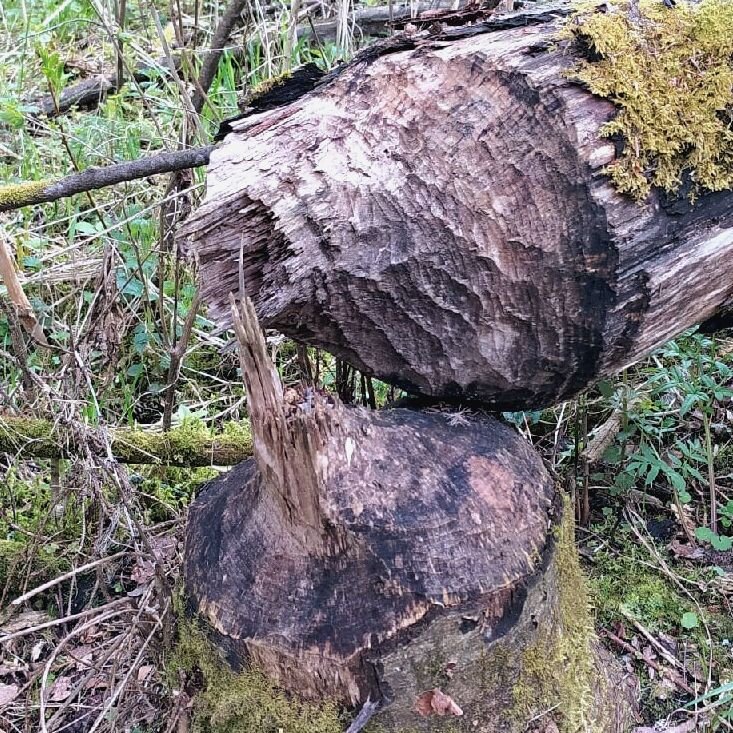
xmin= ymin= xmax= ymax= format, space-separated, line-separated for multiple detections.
xmin=677 ymin=489 xmax=692 ymax=504
xmin=695 ymin=526 xmax=716 ymax=543
xmin=598 ymin=380 xmax=615 ymax=399
xmin=681 ymin=612 xmax=699 ymax=630
xmin=711 ymin=534 xmax=733 ymax=552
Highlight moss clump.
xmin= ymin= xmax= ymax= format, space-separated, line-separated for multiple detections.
xmin=0 ymin=180 xmax=53 ymax=209
xmin=513 ymin=499 xmax=598 ymax=732
xmin=565 ymin=0 xmax=733 ymax=200
xmin=167 ymin=617 xmax=344 ymax=733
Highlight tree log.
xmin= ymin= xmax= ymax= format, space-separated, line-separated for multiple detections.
xmin=179 ymin=3 xmax=733 ymax=409
xmin=184 ymin=294 xmax=637 ymax=731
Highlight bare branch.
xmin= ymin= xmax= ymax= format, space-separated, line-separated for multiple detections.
xmin=0 ymin=145 xmax=214 ymax=213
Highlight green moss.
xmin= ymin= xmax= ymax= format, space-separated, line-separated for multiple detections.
xmin=116 ymin=418 xmax=253 ymax=466
xmin=0 ymin=416 xmax=252 ymax=467
xmin=167 ymin=617 xmax=344 ymax=733
xmin=0 ymin=179 xmax=53 ymax=208
xmin=512 ymin=499 xmax=598 ymax=733
xmin=565 ymin=0 xmax=733 ymax=199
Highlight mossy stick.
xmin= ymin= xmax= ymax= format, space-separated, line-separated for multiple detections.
xmin=0 ymin=146 xmax=214 ymax=213
xmin=0 ymin=415 xmax=252 ymax=466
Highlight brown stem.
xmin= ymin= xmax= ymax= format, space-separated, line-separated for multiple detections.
xmin=0 ymin=146 xmax=213 ymax=213
xmin=162 ymin=291 xmax=201 ymax=430
xmin=192 ymin=0 xmax=249 ymax=113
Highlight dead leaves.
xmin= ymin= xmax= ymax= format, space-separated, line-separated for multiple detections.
xmin=0 ymin=682 xmax=19 ymax=707
xmin=414 ymin=688 xmax=463 ymax=717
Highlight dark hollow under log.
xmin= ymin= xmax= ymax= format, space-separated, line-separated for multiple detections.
xmin=184 ymin=296 xmax=637 ymax=731
xmin=180 ymin=3 xmax=733 ymax=410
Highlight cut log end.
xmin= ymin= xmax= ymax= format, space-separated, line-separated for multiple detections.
xmin=184 ymin=294 xmax=636 ymax=730
xmin=185 ymin=405 xmax=557 ymax=704
xmin=180 ymin=6 xmax=733 ymax=409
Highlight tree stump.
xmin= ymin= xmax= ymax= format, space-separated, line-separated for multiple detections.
xmin=179 ymin=2 xmax=733 ymax=409
xmin=184 ymin=296 xmax=637 ymax=731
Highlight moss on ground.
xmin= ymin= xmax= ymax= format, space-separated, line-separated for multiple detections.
xmin=512 ymin=499 xmax=599 ymax=733
xmin=565 ymin=0 xmax=733 ymax=200
xmin=167 ymin=617 xmax=344 ymax=733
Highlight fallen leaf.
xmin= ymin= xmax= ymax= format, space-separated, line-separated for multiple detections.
xmin=131 ymin=558 xmax=155 ymax=585
xmin=0 ymin=610 xmax=50 ymax=634
xmin=415 ymin=688 xmax=463 ymax=717
xmin=669 ymin=539 xmax=704 ymax=561
xmin=0 ymin=683 xmax=19 ymax=707
xmin=49 ymin=675 xmax=73 ymax=702
xmin=31 ymin=640 xmax=46 ymax=663
xmin=443 ymin=660 xmax=457 ymax=679
xmin=137 ymin=665 xmax=154 ymax=682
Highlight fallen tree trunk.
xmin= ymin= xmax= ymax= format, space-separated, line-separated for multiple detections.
xmin=0 ymin=415 xmax=251 ymax=466
xmin=184 ymin=294 xmax=637 ymax=731
xmin=179 ymin=3 xmax=733 ymax=410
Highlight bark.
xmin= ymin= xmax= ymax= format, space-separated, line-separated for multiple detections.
xmin=184 ymin=294 xmax=636 ymax=731
xmin=0 ymin=415 xmax=251 ymax=466
xmin=179 ymin=2 xmax=733 ymax=410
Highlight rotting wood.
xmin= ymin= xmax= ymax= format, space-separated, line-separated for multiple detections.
xmin=0 ymin=415 xmax=251 ymax=466
xmin=179 ymin=2 xmax=733 ymax=409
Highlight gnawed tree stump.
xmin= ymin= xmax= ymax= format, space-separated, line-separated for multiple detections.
xmin=180 ymin=3 xmax=733 ymax=409
xmin=184 ymin=295 xmax=637 ymax=731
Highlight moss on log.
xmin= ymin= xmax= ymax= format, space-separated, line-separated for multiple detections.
xmin=0 ymin=415 xmax=252 ymax=466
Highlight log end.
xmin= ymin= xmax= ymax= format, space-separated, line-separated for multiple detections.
xmin=184 ymin=407 xmax=556 ymax=707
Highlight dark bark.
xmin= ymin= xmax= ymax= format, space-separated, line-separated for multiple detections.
xmin=185 ymin=294 xmax=637 ymax=730
xmin=179 ymin=2 xmax=733 ymax=410
xmin=191 ymin=0 xmax=249 ymax=113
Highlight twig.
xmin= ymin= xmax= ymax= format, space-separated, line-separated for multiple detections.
xmin=0 ymin=145 xmax=214 ymax=213
xmin=192 ymin=0 xmax=250 ymax=113
xmin=162 ymin=291 xmax=201 ymax=430
xmin=11 ymin=550 xmax=129 ymax=606
xmin=86 ymin=598 xmax=169 ymax=733
xmin=602 ymin=629 xmax=695 ymax=696
xmin=39 ymin=606 xmax=135 ymax=733
xmin=0 ymin=597 xmax=131 ymax=644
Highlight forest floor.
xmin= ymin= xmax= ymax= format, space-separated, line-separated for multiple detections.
xmin=0 ymin=0 xmax=732 ymax=731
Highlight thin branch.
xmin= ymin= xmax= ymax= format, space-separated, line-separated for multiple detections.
xmin=192 ymin=0 xmax=249 ymax=113
xmin=162 ymin=291 xmax=201 ymax=430
xmin=0 ymin=145 xmax=214 ymax=213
